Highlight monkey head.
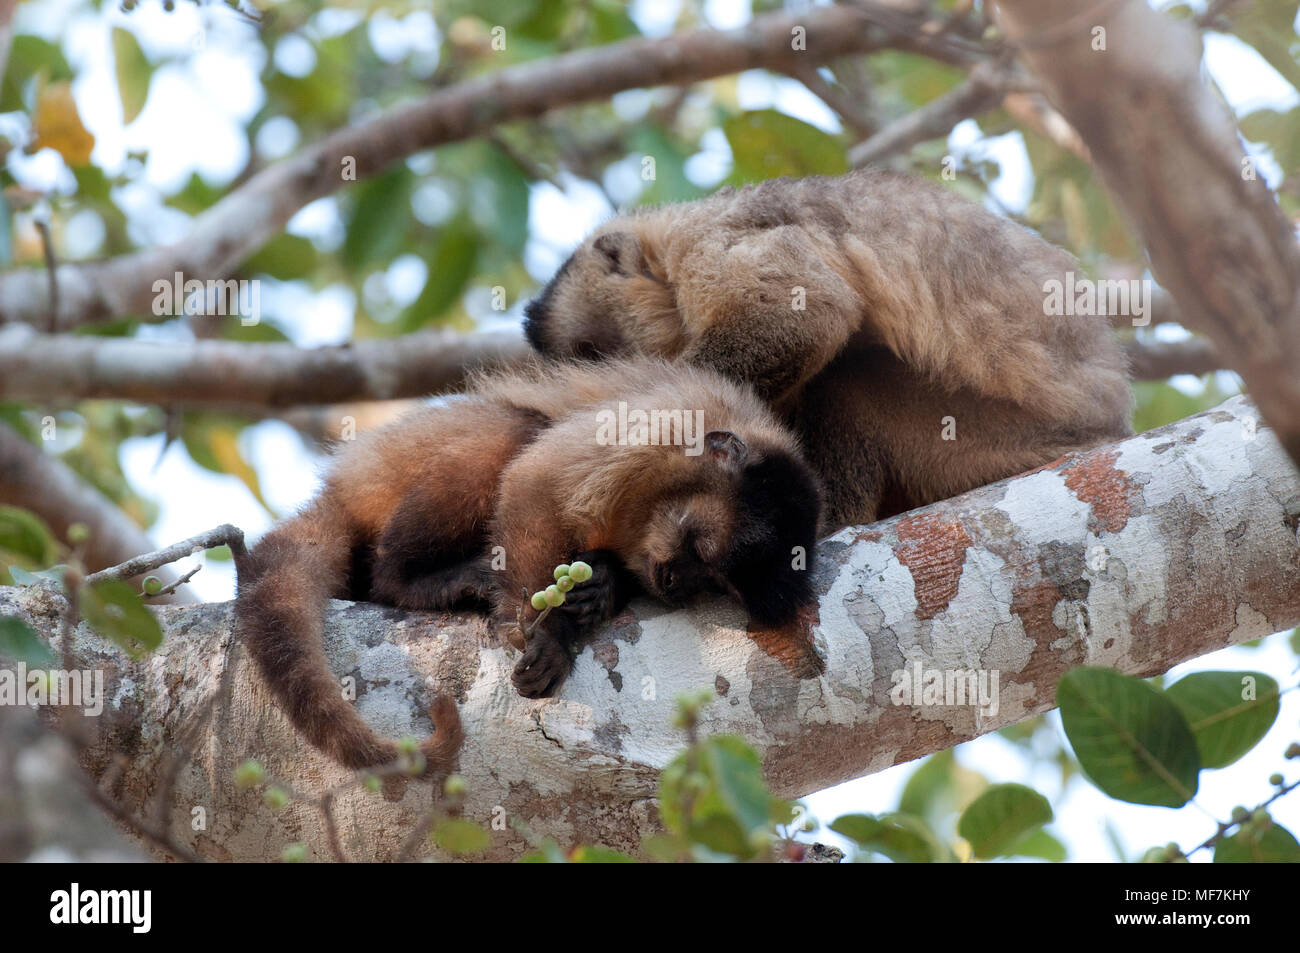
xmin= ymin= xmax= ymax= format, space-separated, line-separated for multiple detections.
xmin=633 ymin=430 xmax=821 ymax=629
xmin=523 ymin=228 xmax=680 ymax=361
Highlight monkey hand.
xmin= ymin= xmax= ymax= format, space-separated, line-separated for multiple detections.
xmin=512 ymin=623 xmax=575 ymax=698
xmin=555 ymin=549 xmax=631 ymax=631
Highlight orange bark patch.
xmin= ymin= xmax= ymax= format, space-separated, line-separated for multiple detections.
xmin=748 ymin=603 xmax=825 ymax=678
xmin=1061 ymin=447 xmax=1135 ymax=532
xmin=894 ymin=512 xmax=973 ymax=619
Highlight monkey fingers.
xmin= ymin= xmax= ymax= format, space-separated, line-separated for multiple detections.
xmin=556 ymin=549 xmax=634 ymax=631
xmin=511 ymin=629 xmax=575 ymax=698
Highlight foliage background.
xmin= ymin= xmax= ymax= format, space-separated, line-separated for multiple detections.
xmin=0 ymin=0 xmax=1298 ymax=860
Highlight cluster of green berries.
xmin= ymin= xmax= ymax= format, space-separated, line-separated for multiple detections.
xmin=1230 ymin=805 xmax=1274 ymax=841
xmin=528 ymin=561 xmax=593 ymax=611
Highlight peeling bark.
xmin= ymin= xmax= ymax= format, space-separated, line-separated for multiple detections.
xmin=1 ymin=397 xmax=1296 ymax=861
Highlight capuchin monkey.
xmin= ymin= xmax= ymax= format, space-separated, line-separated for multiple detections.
xmin=234 ymin=359 xmax=821 ymax=773
xmin=522 ymin=168 xmax=1133 ymax=532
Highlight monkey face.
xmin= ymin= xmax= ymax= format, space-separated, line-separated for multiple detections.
xmin=523 ymin=230 xmax=680 ymax=360
xmin=636 ymin=492 xmax=731 ymax=607
xmin=633 ymin=433 xmax=822 ymax=627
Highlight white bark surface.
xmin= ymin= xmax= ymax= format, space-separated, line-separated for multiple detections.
xmin=2 ymin=397 xmax=1296 ymax=861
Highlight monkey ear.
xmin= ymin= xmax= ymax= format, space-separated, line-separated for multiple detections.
xmin=705 ymin=431 xmax=748 ymax=472
xmin=591 ymin=232 xmax=644 ymax=276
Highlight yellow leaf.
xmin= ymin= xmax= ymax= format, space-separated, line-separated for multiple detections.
xmin=33 ymin=82 xmax=95 ymax=167
xmin=207 ymin=427 xmax=274 ymax=515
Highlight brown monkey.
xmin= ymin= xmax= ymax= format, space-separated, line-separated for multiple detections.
xmin=235 ymin=358 xmax=820 ymax=771
xmin=523 ymin=168 xmax=1133 ymax=532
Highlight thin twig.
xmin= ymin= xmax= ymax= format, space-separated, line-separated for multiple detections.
xmin=144 ymin=564 xmax=201 ymax=598
xmin=83 ymin=524 xmax=247 ymax=588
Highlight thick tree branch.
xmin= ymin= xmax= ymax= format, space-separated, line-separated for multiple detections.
xmin=1 ymin=397 xmax=1292 ymax=861
xmin=0 ymin=3 xmax=985 ymax=330
xmin=993 ymin=0 xmax=1300 ymax=467
xmin=0 ymin=324 xmax=531 ymax=407
xmin=0 ymin=319 xmax=1229 ymax=408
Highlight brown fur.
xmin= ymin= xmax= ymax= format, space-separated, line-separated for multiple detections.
xmin=524 ymin=168 xmax=1133 ymax=532
xmin=235 ymin=359 xmax=820 ymax=769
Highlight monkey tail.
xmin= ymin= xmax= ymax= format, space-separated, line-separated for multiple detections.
xmin=234 ymin=501 xmax=463 ymax=776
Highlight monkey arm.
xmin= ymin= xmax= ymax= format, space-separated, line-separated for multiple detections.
xmin=677 ymin=231 xmax=862 ymax=403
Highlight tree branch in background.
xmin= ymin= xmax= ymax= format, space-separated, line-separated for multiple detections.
xmin=993 ymin=0 xmax=1300 ymax=468
xmin=1122 ymin=337 xmax=1223 ymax=381
xmin=0 ymin=396 xmax=1289 ymax=860
xmin=849 ymin=59 xmax=1033 ymax=167
xmin=0 ymin=422 xmax=190 ymax=600
xmin=0 ymin=324 xmax=531 ymax=407
xmin=790 ymin=62 xmax=878 ymax=138
xmin=0 ymin=3 xmax=987 ymax=331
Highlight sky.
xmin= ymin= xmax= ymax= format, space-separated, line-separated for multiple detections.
xmin=10 ymin=0 xmax=1300 ymax=860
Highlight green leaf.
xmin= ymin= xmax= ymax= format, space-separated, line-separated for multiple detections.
xmin=431 ymin=818 xmax=491 ymax=855
xmin=112 ymin=28 xmax=152 ymax=124
xmin=7 ymin=565 xmax=66 ymax=589
xmin=399 ymin=220 xmax=478 ymax=331
xmin=630 ymin=126 xmax=704 ymax=205
xmin=242 ymin=233 xmax=319 ymax=281
xmin=957 ymin=783 xmax=1053 ymax=859
xmin=1232 ymin=1 xmax=1300 ymax=92
xmin=1 ymin=35 xmax=74 ymax=113
xmin=81 ymin=579 xmax=163 ymax=658
xmin=342 ymin=166 xmax=415 ymax=272
xmin=698 ymin=735 xmax=772 ymax=837
xmin=829 ymin=812 xmax=942 ymax=863
xmin=468 ymin=144 xmax=530 ymax=253
xmin=658 ymin=734 xmax=782 ymax=860
xmin=1132 ymin=378 xmax=1232 ymax=433
xmin=723 ymin=109 xmax=849 ymax=184
xmin=1007 ymin=828 xmax=1067 ymax=863
xmin=1056 ymin=667 xmax=1200 ymax=807
xmin=0 ymin=505 xmax=59 ymax=566
xmin=167 ymin=173 xmax=223 ymax=216
xmin=0 ymin=616 xmax=56 ymax=667
xmin=1214 ymin=823 xmax=1300 ymax=863
xmin=1165 ymin=671 xmax=1280 ymax=769
xmin=898 ymin=748 xmax=988 ymax=835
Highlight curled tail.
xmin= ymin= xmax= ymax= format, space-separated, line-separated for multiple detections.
xmin=234 ymin=500 xmax=463 ymax=775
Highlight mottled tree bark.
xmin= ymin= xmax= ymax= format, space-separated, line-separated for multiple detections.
xmin=1 ymin=397 xmax=1295 ymax=861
